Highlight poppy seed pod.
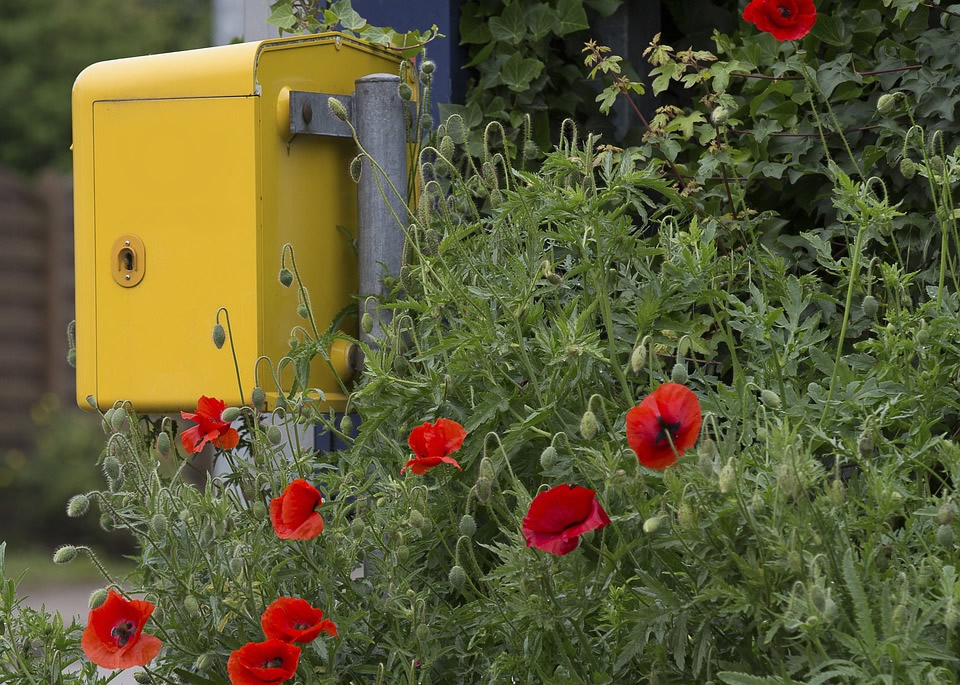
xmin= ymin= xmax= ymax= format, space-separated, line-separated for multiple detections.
xmin=580 ymin=409 xmax=598 ymax=440
xmin=899 ymin=158 xmax=917 ymax=179
xmin=539 ymin=445 xmax=557 ymax=470
xmin=760 ymin=389 xmax=781 ymax=409
xmin=449 ymin=564 xmax=467 ymax=590
xmin=937 ymin=524 xmax=955 ymax=548
xmin=459 ymin=514 xmax=477 ymax=538
xmin=88 ymin=588 xmax=108 ymax=609
xmin=327 ymin=96 xmax=348 ymax=122
xmin=278 ymin=267 xmax=294 ymax=287
xmin=630 ymin=344 xmax=647 ymax=373
xmin=938 ymin=501 xmax=957 ymax=525
xmin=184 ymin=595 xmax=200 ymax=616
xmin=671 ymin=362 xmax=688 ymax=385
xmin=361 ymin=312 xmax=374 ymax=334
xmin=212 ymin=323 xmax=226 ymax=349
xmin=718 ymin=458 xmax=736 ymax=494
xmin=862 ymin=294 xmax=879 ymax=318
xmin=156 ymin=431 xmax=172 ymax=458
xmin=643 ymin=516 xmax=661 ymax=534
xmin=67 ymin=494 xmax=90 ymax=518
xmin=221 ymin=407 xmax=240 ymax=423
xmin=53 ymin=545 xmax=78 ymax=564
xmin=266 ymin=425 xmax=282 ymax=446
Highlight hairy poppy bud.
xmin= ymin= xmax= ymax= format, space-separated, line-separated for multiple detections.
xmin=397 ymin=545 xmax=410 ymax=563
xmin=179 ymin=508 xmax=193 ymax=524
xmin=110 ymin=409 xmax=128 ymax=434
xmin=361 ymin=311 xmax=374 ymax=334
xmin=858 ymin=433 xmax=875 ymax=459
xmin=946 ymin=600 xmax=960 ymax=630
xmin=415 ymin=624 xmax=429 ymax=642
xmin=539 ymin=445 xmax=557 ymax=470
xmin=184 ymin=595 xmax=200 ymax=616
xmin=53 ymin=545 xmax=78 ymax=565
xmin=523 ymin=139 xmax=539 ymax=160
xmin=229 ymin=556 xmax=244 ymax=577
xmin=580 ymin=409 xmax=598 ymax=440
xmin=809 ymin=585 xmax=827 ymax=613
xmin=421 ymin=59 xmax=436 ymax=75
xmin=134 ymin=671 xmax=153 ymax=684
xmin=459 ymin=514 xmax=476 ymax=538
xmin=89 ymin=588 xmax=108 ymax=609
xmin=420 ymin=113 xmax=434 ymax=131
xmin=67 ymin=348 xmax=76 ymax=367
xmin=196 ymin=653 xmax=215 ymax=671
xmin=397 ymin=81 xmax=413 ymax=101
xmin=100 ymin=513 xmax=113 ymax=531
xmin=449 ymin=565 xmax=466 ymax=590
xmin=340 ymin=414 xmax=354 ymax=436
xmin=266 ymin=425 xmax=282 ymax=446
xmin=349 ymin=517 xmax=365 ymax=538
xmin=221 ymin=407 xmax=240 ymax=423
xmin=200 ymin=524 xmax=216 ymax=546
xmin=899 ymin=158 xmax=917 ymax=179
xmin=212 ymin=323 xmax=226 ymax=349
xmin=251 ymin=386 xmax=266 ymax=410
xmin=149 ymin=513 xmax=167 ymax=538
xmin=278 ymin=267 xmax=294 ymax=287
xmin=67 ymin=494 xmax=90 ymax=518
xmin=760 ymin=389 xmax=781 ymax=409
xmin=476 ymin=477 xmax=492 ymax=504
xmin=643 ymin=516 xmax=661 ymax=534
xmin=327 ymin=97 xmax=348 ymax=122
xmin=439 ymin=135 xmax=454 ymax=161
xmin=876 ymin=93 xmax=897 ymax=115
xmin=930 ymin=155 xmax=945 ymax=175
xmin=297 ymin=303 xmax=309 ymax=319
xmin=937 ymin=524 xmax=955 ymax=548
xmin=677 ymin=501 xmax=696 ymax=530
xmin=630 ymin=344 xmax=647 ymax=373
xmin=156 ymin=431 xmax=172 ymax=458
xmin=719 ymin=458 xmax=736 ymax=494
xmin=710 ymin=106 xmax=729 ymax=125
xmin=251 ymin=501 xmax=266 ymax=519
xmin=671 ymin=362 xmax=688 ymax=385
xmin=408 ymin=509 xmax=424 ymax=530
xmin=393 ymin=355 xmax=409 ymax=376
xmin=102 ymin=455 xmax=120 ymax=482
xmin=939 ymin=501 xmax=957 ymax=525
xmin=862 ymin=294 xmax=879 ymax=318
xmin=101 ymin=408 xmax=114 ymax=434
xmin=348 ymin=154 xmax=364 ymax=183
xmin=828 ymin=479 xmax=846 ymax=506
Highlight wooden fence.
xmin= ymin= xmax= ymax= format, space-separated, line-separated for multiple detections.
xmin=0 ymin=170 xmax=75 ymax=452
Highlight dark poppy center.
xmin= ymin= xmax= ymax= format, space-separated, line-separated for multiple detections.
xmin=111 ymin=620 xmax=136 ymax=647
xmin=655 ymin=416 xmax=682 ymax=446
xmin=293 ymin=622 xmax=310 ymax=630
xmin=263 ymin=657 xmax=284 ymax=668
xmin=777 ymin=2 xmax=792 ymax=17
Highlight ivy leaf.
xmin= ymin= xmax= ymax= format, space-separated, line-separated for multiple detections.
xmin=585 ymin=0 xmax=623 ymax=17
xmin=360 ymin=25 xmax=395 ymax=45
xmin=489 ymin=3 xmax=526 ymax=44
xmin=266 ymin=2 xmax=298 ymax=30
xmin=751 ymin=118 xmax=783 ymax=144
xmin=809 ymin=13 xmax=847 ymax=47
xmin=501 ymin=53 xmax=544 ymax=92
xmin=527 ymin=4 xmax=557 ymax=41
xmin=556 ymin=0 xmax=590 ymax=35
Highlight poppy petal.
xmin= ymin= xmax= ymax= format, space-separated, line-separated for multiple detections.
xmin=180 ymin=425 xmax=205 ymax=454
xmin=215 ymin=427 xmax=240 ymax=450
xmin=291 ymin=512 xmax=325 ymax=539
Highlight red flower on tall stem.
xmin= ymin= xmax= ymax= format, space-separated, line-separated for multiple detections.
xmin=401 ymin=418 xmax=466 ymax=475
xmin=227 ymin=639 xmax=300 ymax=685
xmin=261 ymin=597 xmax=338 ymax=643
xmin=81 ymin=590 xmax=162 ymax=669
xmin=626 ymin=383 xmax=702 ymax=470
xmin=522 ymin=484 xmax=611 ymax=556
xmin=270 ymin=479 xmax=325 ymax=540
xmin=742 ymin=0 xmax=817 ymax=41
xmin=180 ymin=395 xmax=239 ymax=453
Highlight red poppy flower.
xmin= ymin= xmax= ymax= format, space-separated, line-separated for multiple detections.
xmin=522 ymin=484 xmax=611 ymax=555
xmin=260 ymin=597 xmax=338 ymax=643
xmin=742 ymin=0 xmax=817 ymax=41
xmin=227 ymin=639 xmax=300 ymax=685
xmin=180 ymin=395 xmax=240 ymax=453
xmin=401 ymin=418 xmax=466 ymax=475
xmin=626 ymin=383 xmax=702 ymax=470
xmin=270 ymin=479 xmax=325 ymax=540
xmin=81 ymin=589 xmax=162 ymax=669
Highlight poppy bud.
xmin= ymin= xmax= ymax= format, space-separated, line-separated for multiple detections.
xmin=930 ymin=155 xmax=945 ymax=175
xmin=420 ymin=59 xmax=436 ymax=75
xmin=212 ymin=323 xmax=227 ymax=350
xmin=939 ymin=501 xmax=957 ymax=525
xmin=420 ymin=113 xmax=434 ymax=131
xmin=916 ymin=326 xmax=929 ymax=345
xmin=67 ymin=348 xmax=76 ymax=367
xmin=861 ymin=294 xmax=879 ymax=318
xmin=53 ymin=545 xmax=78 ymax=565
xmin=393 ymin=355 xmax=409 ymax=376
xmin=809 ymin=584 xmax=827 ymax=613
xmin=297 ymin=303 xmax=309 ymax=319
xmin=184 ymin=595 xmax=200 ymax=616
xmin=408 ymin=510 xmax=424 ymax=530
xmin=643 ymin=516 xmax=661 ymax=534
xmin=156 ymin=431 xmax=172 ymax=458
xmin=99 ymin=513 xmax=113 ymax=530
xmin=452 ymin=515 xmax=475 ymax=541
xmin=718 ymin=458 xmax=736 ymax=494
xmin=340 ymin=414 xmax=354 ymax=436
xmin=546 ymin=271 xmax=563 ymax=285
xmin=671 ymin=362 xmax=688 ymax=385
xmin=900 ymin=158 xmax=917 ymax=179
xmin=416 ymin=624 xmax=429 ymax=642
xmin=697 ymin=438 xmax=718 ymax=476
xmin=397 ymin=545 xmax=410 ymax=563
xmin=179 ymin=508 xmax=193 ymax=524
xmin=828 ymin=479 xmax=846 ymax=506
xmin=361 ymin=311 xmax=374 ymax=334
xmin=101 ymin=408 xmax=114 ymax=434
xmin=946 ymin=600 xmax=959 ymax=630
xmin=630 ymin=344 xmax=647 ymax=373
xmin=266 ymin=425 xmax=282 ymax=446
xmin=328 ymin=96 xmax=348 ymax=122
xmin=475 ymin=477 xmax=492 ymax=504
xmin=444 ymin=374 xmax=455 ymax=396
xmin=539 ymin=445 xmax=557 ymax=470
xmin=523 ymin=139 xmax=540 ymax=160
xmin=858 ymin=433 xmax=875 ymax=459
xmin=89 ymin=588 xmax=108 ymax=609
xmin=397 ymin=82 xmax=413 ymax=101
xmin=876 ymin=93 xmax=897 ymax=115
xmin=448 ymin=564 xmax=467 ymax=590
xmin=580 ymin=409 xmax=598 ymax=440
xmin=278 ymin=267 xmax=294 ymax=287
xmin=938 ymin=524 xmax=955 ymax=548
xmin=110 ymin=409 xmax=128 ymax=433
xmin=200 ymin=524 xmax=216 ymax=546
xmin=196 ymin=653 xmax=215 ymax=671
xmin=134 ymin=671 xmax=153 ymax=684
xmin=251 ymin=386 xmax=266 ymax=410
xmin=710 ymin=105 xmax=729 ymax=125
xmin=149 ymin=513 xmax=167 ymax=538
xmin=102 ymin=455 xmax=120 ymax=482
xmin=349 ymin=155 xmax=363 ymax=183
xmin=220 ymin=407 xmax=240 ymax=423
xmin=229 ymin=556 xmax=244 ymax=577
xmin=66 ymin=494 xmax=90 ymax=518
xmin=439 ymin=135 xmax=454 ymax=161
xmin=252 ymin=501 xmax=266 ymax=519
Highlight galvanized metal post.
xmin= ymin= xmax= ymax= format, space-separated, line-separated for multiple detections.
xmin=354 ymin=73 xmax=408 ymax=345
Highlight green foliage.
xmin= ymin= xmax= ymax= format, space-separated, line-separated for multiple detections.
xmin=0 ymin=0 xmax=210 ymax=174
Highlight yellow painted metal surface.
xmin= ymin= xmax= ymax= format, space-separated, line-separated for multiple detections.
xmin=73 ymin=34 xmax=402 ymax=412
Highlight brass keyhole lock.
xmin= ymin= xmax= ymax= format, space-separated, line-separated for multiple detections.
xmin=111 ymin=234 xmax=146 ymax=287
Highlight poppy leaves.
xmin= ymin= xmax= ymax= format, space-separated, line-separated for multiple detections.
xmin=742 ymin=0 xmax=817 ymax=41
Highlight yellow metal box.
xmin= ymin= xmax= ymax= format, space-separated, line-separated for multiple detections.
xmin=73 ymin=34 xmax=401 ymax=412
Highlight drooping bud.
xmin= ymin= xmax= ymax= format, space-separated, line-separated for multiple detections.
xmin=421 ymin=60 xmax=436 ymax=75
xmin=828 ymin=478 xmax=846 ymax=506
xmin=327 ymin=97 xmax=348 ymax=122
xmin=184 ymin=595 xmax=200 ymax=616
xmin=671 ymin=362 xmax=688 ymax=385
xmin=439 ymin=135 xmax=454 ymax=161
xmin=251 ymin=501 xmax=266 ymax=519
xmin=809 ymin=584 xmax=827 ymax=613
xmin=938 ymin=501 xmax=957 ymax=525
xmin=861 ymin=294 xmax=879 ymax=318
xmin=212 ymin=323 xmax=226 ymax=349
xmin=266 ymin=425 xmax=282 ymax=446
xmin=408 ymin=509 xmax=424 ymax=530
xmin=643 ymin=516 xmax=661 ymax=534
xmin=677 ymin=501 xmax=696 ymax=530
xmin=459 ymin=514 xmax=477 ymax=538
xmin=278 ymin=268 xmax=294 ymax=287
xmin=102 ymin=408 xmax=114 ymax=434
xmin=99 ymin=513 xmax=113 ymax=531
xmin=446 ymin=114 xmax=465 ymax=144
xmin=110 ymin=409 xmax=128 ymax=434
xmin=718 ymin=458 xmax=736 ymax=494
xmin=67 ymin=348 xmax=76 ymax=367
xmin=580 ymin=409 xmax=598 ymax=440
xmin=415 ymin=624 xmax=429 ymax=642
xmin=393 ymin=355 xmax=409 ymax=376
xmin=475 ymin=478 xmax=492 ymax=504
xmin=760 ymin=389 xmax=781 ymax=409
xmin=539 ymin=445 xmax=557 ymax=470
xmin=523 ymin=140 xmax=539 ymax=160
xmin=154 ymin=431 xmax=172 ymax=459
xmin=937 ymin=524 xmax=955 ymax=548
xmin=876 ymin=93 xmax=897 ymax=115
xmin=946 ymin=599 xmax=960 ymax=630
xmin=89 ymin=588 xmax=108 ymax=609
xmin=420 ymin=113 xmax=434 ymax=131
xmin=67 ymin=494 xmax=90 ymax=518
xmin=858 ymin=433 xmax=875 ymax=459
xmin=53 ymin=545 xmax=78 ymax=564
xmin=397 ymin=82 xmax=413 ymax=101
xmin=229 ymin=555 xmax=244 ymax=577
xmin=102 ymin=455 xmax=121 ymax=482
xmin=448 ymin=565 xmax=466 ymax=590
xmin=697 ymin=438 xmax=718 ymax=476
xmin=221 ymin=407 xmax=240 ymax=423
xmin=930 ymin=155 xmax=945 ymax=175
xmin=149 ymin=513 xmax=167 ymax=538
xmin=361 ymin=312 xmax=374 ymax=334
xmin=340 ymin=414 xmax=354 ymax=436
xmin=196 ymin=653 xmax=215 ymax=671
xmin=899 ymin=158 xmax=917 ymax=179
xmin=297 ymin=303 xmax=309 ymax=319
xmin=251 ymin=386 xmax=266 ymax=410
xmin=134 ymin=671 xmax=153 ymax=684
xmin=397 ymin=545 xmax=410 ymax=563
xmin=630 ymin=344 xmax=647 ymax=374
